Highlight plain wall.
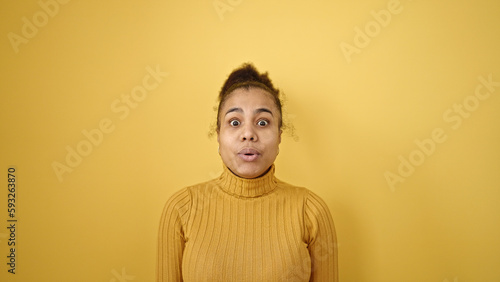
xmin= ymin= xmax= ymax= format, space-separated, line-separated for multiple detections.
xmin=1 ymin=0 xmax=499 ymax=281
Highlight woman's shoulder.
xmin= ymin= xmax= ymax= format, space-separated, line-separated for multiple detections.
xmin=162 ymin=186 xmax=191 ymax=210
xmin=161 ymin=178 xmax=218 ymax=213
xmin=163 ymin=177 xmax=215 ymax=205
xmin=275 ymin=179 xmax=316 ymax=197
xmin=183 ymin=178 xmax=219 ymax=193
xmin=275 ymin=179 xmax=330 ymax=204
xmin=163 ymin=178 xmax=221 ymax=204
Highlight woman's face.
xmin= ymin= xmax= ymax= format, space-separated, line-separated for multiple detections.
xmin=217 ymin=87 xmax=282 ymax=178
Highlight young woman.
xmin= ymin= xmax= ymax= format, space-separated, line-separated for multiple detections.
xmin=157 ymin=63 xmax=338 ymax=281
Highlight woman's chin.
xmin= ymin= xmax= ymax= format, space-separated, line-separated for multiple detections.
xmin=230 ymin=163 xmax=270 ymax=179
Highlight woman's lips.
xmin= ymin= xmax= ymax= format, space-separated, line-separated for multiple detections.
xmin=238 ymin=148 xmax=260 ymax=162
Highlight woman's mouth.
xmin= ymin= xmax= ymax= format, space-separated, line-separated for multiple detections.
xmin=238 ymin=148 xmax=260 ymax=162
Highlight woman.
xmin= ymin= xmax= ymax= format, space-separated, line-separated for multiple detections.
xmin=157 ymin=63 xmax=338 ymax=281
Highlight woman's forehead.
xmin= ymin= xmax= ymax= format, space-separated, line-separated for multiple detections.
xmin=223 ymin=88 xmax=277 ymax=111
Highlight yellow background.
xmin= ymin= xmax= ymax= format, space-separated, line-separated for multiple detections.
xmin=1 ymin=0 xmax=499 ymax=281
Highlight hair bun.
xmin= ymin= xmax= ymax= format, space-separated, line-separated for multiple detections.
xmin=219 ymin=63 xmax=279 ymax=98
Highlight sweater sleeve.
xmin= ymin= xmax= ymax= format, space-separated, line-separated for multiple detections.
xmin=304 ymin=190 xmax=338 ymax=282
xmin=157 ymin=188 xmax=191 ymax=282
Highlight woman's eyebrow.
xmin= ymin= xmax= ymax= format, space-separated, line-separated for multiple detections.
xmin=225 ymin=107 xmax=273 ymax=116
xmin=255 ymin=108 xmax=273 ymax=116
xmin=225 ymin=107 xmax=243 ymax=116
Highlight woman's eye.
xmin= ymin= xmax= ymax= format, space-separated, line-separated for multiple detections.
xmin=230 ymin=120 xmax=240 ymax=127
xmin=257 ymin=120 xmax=269 ymax=126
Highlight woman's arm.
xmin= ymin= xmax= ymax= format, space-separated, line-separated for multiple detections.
xmin=157 ymin=188 xmax=191 ymax=282
xmin=305 ymin=191 xmax=338 ymax=282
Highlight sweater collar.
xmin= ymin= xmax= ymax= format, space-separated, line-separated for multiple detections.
xmin=216 ymin=164 xmax=277 ymax=198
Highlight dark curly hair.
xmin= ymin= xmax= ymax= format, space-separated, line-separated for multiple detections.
xmin=216 ymin=63 xmax=282 ymax=131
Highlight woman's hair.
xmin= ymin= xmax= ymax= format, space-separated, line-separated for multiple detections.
xmin=216 ymin=63 xmax=283 ymax=132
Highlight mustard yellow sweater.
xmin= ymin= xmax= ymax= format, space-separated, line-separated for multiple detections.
xmin=157 ymin=165 xmax=338 ymax=281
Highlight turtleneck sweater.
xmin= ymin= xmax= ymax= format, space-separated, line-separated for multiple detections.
xmin=157 ymin=165 xmax=338 ymax=281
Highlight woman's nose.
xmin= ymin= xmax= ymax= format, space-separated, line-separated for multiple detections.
xmin=241 ymin=124 xmax=257 ymax=141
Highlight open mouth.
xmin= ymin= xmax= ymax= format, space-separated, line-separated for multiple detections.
xmin=238 ymin=148 xmax=260 ymax=162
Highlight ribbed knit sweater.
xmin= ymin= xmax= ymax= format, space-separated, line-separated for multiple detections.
xmin=157 ymin=165 xmax=338 ymax=281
